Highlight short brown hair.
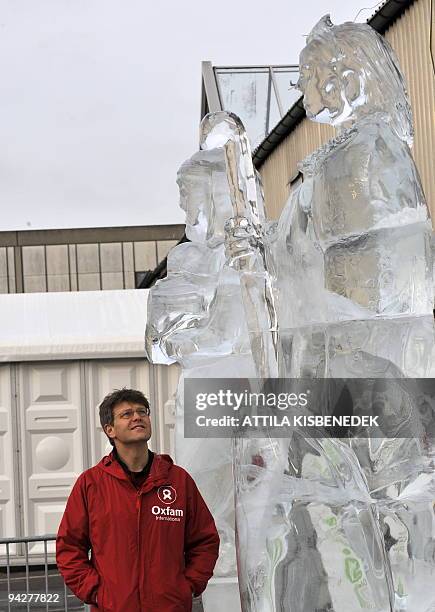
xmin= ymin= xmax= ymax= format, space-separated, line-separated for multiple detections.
xmin=99 ymin=388 xmax=150 ymax=446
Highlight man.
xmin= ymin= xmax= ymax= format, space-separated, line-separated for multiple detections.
xmin=56 ymin=388 xmax=220 ymax=612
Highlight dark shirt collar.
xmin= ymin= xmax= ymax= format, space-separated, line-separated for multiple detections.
xmin=113 ymin=447 xmax=154 ymax=476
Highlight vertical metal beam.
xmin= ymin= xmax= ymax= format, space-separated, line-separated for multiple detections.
xmin=201 ymin=62 xmax=222 ymax=119
xmin=97 ymin=243 xmax=102 ymax=290
xmin=13 ymin=246 xmax=23 ymax=293
xmin=43 ymin=244 xmax=48 ymax=292
xmin=24 ymin=541 xmax=30 ymax=612
xmin=265 ymin=68 xmax=272 ymax=136
xmin=44 ymin=539 xmax=49 ymax=612
xmin=7 ymin=247 xmax=16 ymax=293
xmin=10 ymin=364 xmax=24 ymax=552
xmin=270 ymin=67 xmax=284 ymax=118
xmin=81 ymin=361 xmax=91 ymax=470
xmin=120 ymin=241 xmax=126 ymax=290
xmin=6 ymin=542 xmax=11 ymax=612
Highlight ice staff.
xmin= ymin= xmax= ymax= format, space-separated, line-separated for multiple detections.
xmin=200 ymin=112 xmax=289 ymax=612
xmin=199 ymin=111 xmax=279 ymax=380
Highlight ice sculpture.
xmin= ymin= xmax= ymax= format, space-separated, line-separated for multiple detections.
xmin=146 ymin=14 xmax=435 ymax=612
xmin=145 ymin=114 xmax=262 ymax=582
xmin=229 ymin=16 xmax=434 ymax=612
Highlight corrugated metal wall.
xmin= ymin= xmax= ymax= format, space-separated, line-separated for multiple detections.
xmin=260 ymin=121 xmax=333 ymax=219
xmin=260 ymin=0 xmax=435 ymax=224
xmin=385 ymin=0 xmax=435 ymax=223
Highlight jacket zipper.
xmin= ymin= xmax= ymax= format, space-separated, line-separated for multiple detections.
xmin=133 ymin=479 xmax=165 ymax=610
xmin=136 ymin=489 xmax=143 ymax=609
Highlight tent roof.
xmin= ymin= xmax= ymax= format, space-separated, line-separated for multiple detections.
xmin=0 ymin=289 xmax=149 ymax=362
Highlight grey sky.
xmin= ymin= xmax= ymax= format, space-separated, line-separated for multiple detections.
xmin=0 ymin=0 xmax=373 ymax=230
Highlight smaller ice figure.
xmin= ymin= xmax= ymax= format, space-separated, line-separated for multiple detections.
xmin=145 ymin=113 xmax=266 ymax=585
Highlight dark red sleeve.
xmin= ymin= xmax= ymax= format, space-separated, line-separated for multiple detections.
xmin=56 ymin=474 xmax=99 ymax=604
xmin=184 ymin=472 xmax=220 ymax=596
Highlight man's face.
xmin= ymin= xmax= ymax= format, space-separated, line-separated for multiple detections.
xmin=104 ymin=401 xmax=152 ymax=446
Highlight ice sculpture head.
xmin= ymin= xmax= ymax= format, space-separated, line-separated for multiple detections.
xmin=298 ymin=15 xmax=413 ymax=142
xmin=199 ymin=111 xmax=245 ymax=151
xmin=177 ymin=112 xmax=255 ymax=247
xmin=176 ymin=112 xmax=246 ymax=247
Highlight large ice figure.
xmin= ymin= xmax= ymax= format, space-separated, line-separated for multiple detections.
xmin=230 ymin=16 xmax=434 ymax=612
xmin=146 ymin=14 xmax=434 ymax=612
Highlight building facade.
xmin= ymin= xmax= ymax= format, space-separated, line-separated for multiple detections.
xmin=0 ymin=224 xmax=184 ymax=294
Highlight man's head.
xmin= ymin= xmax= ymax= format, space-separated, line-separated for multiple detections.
xmin=99 ymin=388 xmax=151 ymax=449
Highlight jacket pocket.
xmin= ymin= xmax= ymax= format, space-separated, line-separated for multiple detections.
xmin=180 ymin=576 xmax=193 ymax=609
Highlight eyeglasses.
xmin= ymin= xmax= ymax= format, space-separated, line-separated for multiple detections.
xmin=115 ymin=407 xmax=150 ymax=420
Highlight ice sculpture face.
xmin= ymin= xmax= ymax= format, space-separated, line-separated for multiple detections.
xmin=177 ymin=111 xmax=261 ymax=248
xmin=297 ymin=15 xmax=413 ymax=143
xmin=298 ymin=41 xmax=358 ymax=125
xmin=177 ymin=148 xmax=233 ymax=247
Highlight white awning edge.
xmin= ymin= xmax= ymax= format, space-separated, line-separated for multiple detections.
xmin=0 ymin=289 xmax=149 ymax=361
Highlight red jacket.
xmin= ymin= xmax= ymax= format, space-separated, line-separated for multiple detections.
xmin=56 ymin=452 xmax=219 ymax=612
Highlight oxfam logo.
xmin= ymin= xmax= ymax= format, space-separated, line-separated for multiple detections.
xmin=157 ymin=486 xmax=177 ymax=505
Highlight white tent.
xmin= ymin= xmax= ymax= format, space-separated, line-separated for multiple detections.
xmin=0 ymin=289 xmax=149 ymax=361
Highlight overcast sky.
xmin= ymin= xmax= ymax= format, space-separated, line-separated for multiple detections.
xmin=0 ymin=0 xmax=373 ymax=231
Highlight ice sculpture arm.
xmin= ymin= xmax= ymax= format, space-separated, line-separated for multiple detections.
xmin=145 ymin=242 xmax=226 ymax=364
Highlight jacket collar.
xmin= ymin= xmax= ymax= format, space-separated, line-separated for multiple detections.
xmin=98 ymin=450 xmax=174 ymax=489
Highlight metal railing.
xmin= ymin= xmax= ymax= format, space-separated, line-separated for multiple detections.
xmin=0 ymin=535 xmax=90 ymax=611
xmin=1 ymin=535 xmax=205 ymax=611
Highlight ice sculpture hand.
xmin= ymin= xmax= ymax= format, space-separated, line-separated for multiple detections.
xmin=224 ymin=216 xmax=259 ymax=270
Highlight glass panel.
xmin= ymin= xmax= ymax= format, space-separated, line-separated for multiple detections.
xmin=133 ymin=241 xmax=156 ymax=271
xmin=46 ymin=245 xmax=68 ymax=275
xmin=213 ymin=66 xmax=300 ymax=148
xmin=24 ymin=276 xmax=47 ymax=292
xmin=78 ymin=273 xmax=100 ymax=291
xmin=0 ymin=248 xmax=7 ymax=277
xmin=215 ymin=68 xmax=270 ymax=149
xmin=69 ymin=245 xmax=77 ymax=291
xmin=47 ymin=275 xmax=70 ymax=292
xmin=7 ymin=247 xmax=15 ymax=293
xmin=157 ymin=240 xmax=178 ymax=261
xmin=22 ymin=246 xmax=45 ymax=276
xmin=76 ymin=243 xmax=99 ymax=274
xmin=102 ymin=272 xmax=124 ymax=290
xmin=0 ymin=277 xmax=8 ymax=293
xmin=100 ymin=243 xmax=122 ymax=273
xmin=122 ymin=242 xmax=134 ymax=272
xmin=273 ymin=67 xmax=302 ymax=113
